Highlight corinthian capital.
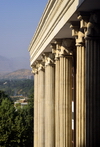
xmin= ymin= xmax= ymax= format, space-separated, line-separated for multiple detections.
xmin=37 ymin=60 xmax=44 ymax=71
xmin=85 ymin=12 xmax=100 ymax=38
xmin=50 ymin=43 xmax=60 ymax=60
xmin=42 ymin=52 xmax=55 ymax=66
xmin=76 ymin=28 xmax=85 ymax=46
xmin=70 ymin=23 xmax=79 ymax=37
xmin=54 ymin=39 xmax=62 ymax=50
xmin=50 ymin=43 xmax=56 ymax=54
xmin=31 ymin=65 xmax=38 ymax=75
xmin=77 ymin=12 xmax=89 ymax=29
xmin=70 ymin=21 xmax=85 ymax=46
xmin=61 ymin=38 xmax=75 ymax=55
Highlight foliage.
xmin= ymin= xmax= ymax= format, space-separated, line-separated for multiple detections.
xmin=0 ymin=90 xmax=33 ymax=147
xmin=0 ymin=90 xmax=8 ymax=103
xmin=0 ymin=90 xmax=12 ymax=103
xmin=0 ymin=79 xmax=33 ymax=100
xmin=0 ymin=98 xmax=16 ymax=147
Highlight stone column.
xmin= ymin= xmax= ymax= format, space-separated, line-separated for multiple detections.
xmin=85 ymin=12 xmax=100 ymax=146
xmin=32 ymin=65 xmax=38 ymax=147
xmin=44 ymin=53 xmax=55 ymax=147
xmin=76 ymin=33 xmax=86 ymax=147
xmin=56 ymin=39 xmax=74 ymax=147
xmin=55 ymin=57 xmax=60 ymax=147
xmin=70 ymin=19 xmax=86 ymax=147
xmin=37 ymin=61 xmax=45 ymax=147
xmin=51 ymin=42 xmax=61 ymax=147
xmin=59 ymin=54 xmax=66 ymax=147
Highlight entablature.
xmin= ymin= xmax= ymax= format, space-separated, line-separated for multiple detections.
xmin=29 ymin=0 xmax=100 ymax=67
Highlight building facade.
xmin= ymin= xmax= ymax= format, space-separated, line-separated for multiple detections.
xmin=28 ymin=0 xmax=100 ymax=146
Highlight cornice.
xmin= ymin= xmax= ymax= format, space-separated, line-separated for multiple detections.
xmin=28 ymin=0 xmax=57 ymax=52
xmin=29 ymin=0 xmax=56 ymax=50
xmin=28 ymin=0 xmax=84 ymax=65
xmin=29 ymin=0 xmax=75 ymax=49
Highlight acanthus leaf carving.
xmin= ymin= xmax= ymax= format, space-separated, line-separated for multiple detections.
xmin=85 ymin=12 xmax=100 ymax=38
xmin=42 ymin=52 xmax=55 ymax=66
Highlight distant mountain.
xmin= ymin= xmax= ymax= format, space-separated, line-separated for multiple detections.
xmin=0 ymin=56 xmax=13 ymax=74
xmin=0 ymin=69 xmax=33 ymax=80
xmin=10 ymin=57 xmax=31 ymax=71
xmin=0 ymin=55 xmax=31 ymax=75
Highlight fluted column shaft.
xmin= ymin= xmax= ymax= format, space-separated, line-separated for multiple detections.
xmin=38 ymin=68 xmax=45 ymax=147
xmin=65 ymin=56 xmax=72 ymax=147
xmin=70 ymin=21 xmax=86 ymax=147
xmin=59 ymin=55 xmax=72 ymax=147
xmin=45 ymin=59 xmax=55 ymax=147
xmin=53 ymin=39 xmax=74 ymax=147
xmin=55 ymin=58 xmax=60 ymax=147
xmin=82 ymin=12 xmax=100 ymax=146
xmin=86 ymin=37 xmax=100 ymax=146
xmin=59 ymin=56 xmax=65 ymax=147
xmin=34 ymin=72 xmax=38 ymax=147
xmin=76 ymin=45 xmax=86 ymax=147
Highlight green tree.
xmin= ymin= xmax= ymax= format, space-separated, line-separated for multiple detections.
xmin=0 ymin=79 xmax=33 ymax=97
xmin=15 ymin=96 xmax=33 ymax=147
xmin=0 ymin=98 xmax=17 ymax=147
xmin=0 ymin=90 xmax=12 ymax=103
xmin=14 ymin=109 xmax=33 ymax=146
xmin=0 ymin=90 xmax=33 ymax=147
xmin=0 ymin=90 xmax=8 ymax=103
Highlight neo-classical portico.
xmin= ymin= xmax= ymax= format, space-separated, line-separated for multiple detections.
xmin=28 ymin=0 xmax=100 ymax=146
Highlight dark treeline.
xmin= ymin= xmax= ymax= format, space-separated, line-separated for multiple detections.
xmin=0 ymin=79 xmax=33 ymax=99
xmin=0 ymin=90 xmax=33 ymax=147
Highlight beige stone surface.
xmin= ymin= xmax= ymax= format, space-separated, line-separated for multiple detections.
xmin=55 ymin=58 xmax=60 ymax=147
xmin=45 ymin=57 xmax=55 ymax=147
xmin=59 ymin=55 xmax=72 ymax=147
xmin=34 ymin=73 xmax=38 ymax=147
xmin=38 ymin=69 xmax=45 ymax=147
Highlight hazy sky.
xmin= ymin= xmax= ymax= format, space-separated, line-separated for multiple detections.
xmin=0 ymin=0 xmax=48 ymax=59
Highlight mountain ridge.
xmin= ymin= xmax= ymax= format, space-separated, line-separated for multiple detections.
xmin=0 ymin=69 xmax=33 ymax=80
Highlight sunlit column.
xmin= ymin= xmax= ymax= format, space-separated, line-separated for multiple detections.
xmin=55 ymin=39 xmax=74 ymax=147
xmin=70 ymin=17 xmax=86 ymax=147
xmin=55 ymin=57 xmax=60 ymax=146
xmin=65 ymin=56 xmax=73 ymax=147
xmin=51 ymin=42 xmax=60 ymax=147
xmin=43 ymin=53 xmax=55 ymax=147
xmin=32 ymin=65 xmax=38 ymax=147
xmin=76 ymin=33 xmax=86 ymax=147
xmin=37 ymin=61 xmax=45 ymax=147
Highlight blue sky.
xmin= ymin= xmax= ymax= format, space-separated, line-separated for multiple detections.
xmin=0 ymin=0 xmax=48 ymax=59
